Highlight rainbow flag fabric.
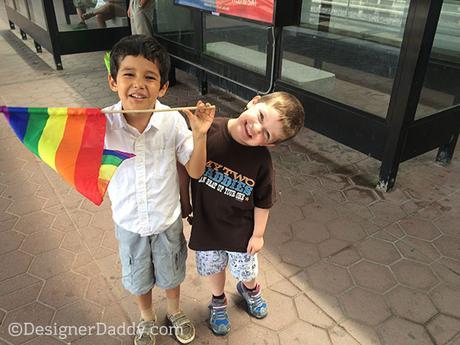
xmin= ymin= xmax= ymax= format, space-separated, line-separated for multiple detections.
xmin=1 ymin=106 xmax=134 ymax=205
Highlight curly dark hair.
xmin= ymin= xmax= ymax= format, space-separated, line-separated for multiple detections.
xmin=109 ymin=34 xmax=170 ymax=88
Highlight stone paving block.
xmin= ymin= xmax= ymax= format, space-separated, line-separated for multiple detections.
xmin=391 ymin=259 xmax=439 ymax=290
xmin=79 ymin=226 xmax=105 ymax=249
xmin=0 ymin=251 xmax=33 ymax=281
xmin=69 ymin=209 xmax=93 ymax=229
xmin=0 ymin=216 xmax=16 ymax=233
xmin=229 ymin=323 xmax=280 ymax=345
xmin=73 ymin=335 xmax=122 ymax=345
xmin=61 ymin=231 xmax=85 ymax=254
xmin=318 ymin=238 xmax=350 ymax=258
xmin=301 ymin=202 xmax=338 ymax=223
xmin=264 ymin=222 xmax=293 ymax=245
xmin=102 ymin=230 xmax=119 ymax=251
xmin=307 ymin=261 xmax=353 ymax=295
xmin=369 ymin=201 xmax=406 ymax=227
xmin=294 ymin=293 xmax=335 ymax=328
xmin=378 ymin=317 xmax=433 ymax=345
xmin=279 ymin=321 xmax=331 ymax=345
xmin=427 ymin=314 xmax=460 ymax=345
xmin=7 ymin=195 xmax=46 ymax=216
xmin=279 ymin=187 xmax=315 ymax=207
xmin=434 ymin=214 xmax=460 ymax=238
xmin=340 ymin=287 xmax=391 ymax=326
xmin=358 ymin=238 xmax=401 ymax=265
xmin=269 ymin=279 xmax=300 ymax=297
xmin=431 ymin=258 xmax=460 ymax=288
xmin=14 ymin=210 xmax=56 ymax=235
xmin=0 ymin=302 xmax=54 ymax=344
xmin=385 ymin=286 xmax=437 ymax=323
xmin=340 ymin=319 xmax=382 ymax=345
xmin=290 ymin=271 xmax=346 ymax=322
xmin=372 ymin=223 xmax=405 ymax=242
xmin=91 ymin=209 xmax=115 ymax=231
xmin=100 ymin=303 xmax=130 ymax=329
xmin=448 ymin=335 xmax=460 ymax=345
xmin=270 ymin=202 xmax=304 ymax=226
xmin=434 ymin=236 xmax=460 ymax=261
xmin=0 ymin=230 xmax=24 ymax=254
xmin=291 ymin=219 xmax=330 ymax=243
xmin=0 ymin=273 xmax=42 ymax=297
xmin=278 ymin=241 xmax=319 ymax=267
xmin=249 ymin=290 xmax=297 ymax=331
xmin=85 ymin=275 xmax=120 ymax=307
xmin=343 ymin=186 xmax=379 ymax=205
xmin=39 ymin=271 xmax=88 ymax=308
xmin=330 ymin=248 xmax=361 ymax=267
xmin=2 ymin=180 xmax=39 ymax=199
xmin=29 ymin=248 xmax=75 ymax=279
xmin=0 ymin=282 xmax=42 ymax=311
xmin=399 ymin=217 xmax=442 ymax=241
xmin=20 ymin=229 xmax=63 ymax=255
xmin=350 ymin=261 xmax=396 ymax=293
xmin=396 ymin=236 xmax=441 ymax=264
xmin=191 ymin=321 xmax=229 ymax=345
xmin=53 ymin=300 xmax=103 ymax=342
xmin=329 ymin=326 xmax=360 ymax=345
xmin=320 ymin=173 xmax=350 ymax=191
xmin=430 ymin=285 xmax=460 ymax=318
xmin=327 ymin=217 xmax=367 ymax=242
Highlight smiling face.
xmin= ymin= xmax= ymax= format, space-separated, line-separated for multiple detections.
xmin=228 ymin=97 xmax=285 ymax=147
xmin=108 ymin=55 xmax=168 ymax=113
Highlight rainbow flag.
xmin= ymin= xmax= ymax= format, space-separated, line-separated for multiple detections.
xmin=1 ymin=106 xmax=134 ymax=205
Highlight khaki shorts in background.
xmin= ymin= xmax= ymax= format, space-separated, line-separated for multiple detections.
xmin=130 ymin=0 xmax=154 ymax=36
xmin=115 ymin=217 xmax=187 ymax=295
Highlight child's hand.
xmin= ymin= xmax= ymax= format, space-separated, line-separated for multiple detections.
xmin=247 ymin=235 xmax=264 ymax=255
xmin=183 ymin=101 xmax=215 ymax=136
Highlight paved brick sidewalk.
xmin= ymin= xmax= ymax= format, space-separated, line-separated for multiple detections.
xmin=1 ymin=5 xmax=460 ymax=345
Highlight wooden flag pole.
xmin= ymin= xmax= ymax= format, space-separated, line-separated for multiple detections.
xmin=102 ymin=105 xmax=215 ymax=114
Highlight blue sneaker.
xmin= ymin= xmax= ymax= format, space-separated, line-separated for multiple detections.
xmin=236 ymin=282 xmax=268 ymax=319
xmin=208 ymin=297 xmax=230 ymax=336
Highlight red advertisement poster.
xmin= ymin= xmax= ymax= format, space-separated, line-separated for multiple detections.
xmin=216 ymin=0 xmax=274 ymax=24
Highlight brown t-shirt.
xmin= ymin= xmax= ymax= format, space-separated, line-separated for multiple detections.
xmin=189 ymin=117 xmax=275 ymax=252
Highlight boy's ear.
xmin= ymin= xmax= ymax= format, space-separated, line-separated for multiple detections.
xmin=246 ymin=95 xmax=261 ymax=109
xmin=108 ymin=74 xmax=118 ymax=92
xmin=158 ymin=81 xmax=169 ymax=98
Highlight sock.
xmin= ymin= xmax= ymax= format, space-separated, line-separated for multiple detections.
xmin=212 ymin=293 xmax=225 ymax=300
xmin=167 ymin=297 xmax=180 ymax=315
xmin=243 ymin=282 xmax=259 ymax=292
xmin=211 ymin=294 xmax=227 ymax=307
xmin=140 ymin=307 xmax=156 ymax=322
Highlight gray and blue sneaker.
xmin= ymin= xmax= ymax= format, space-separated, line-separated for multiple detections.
xmin=236 ymin=282 xmax=268 ymax=319
xmin=208 ymin=296 xmax=230 ymax=336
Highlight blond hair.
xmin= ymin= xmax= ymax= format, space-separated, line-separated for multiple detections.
xmin=259 ymin=92 xmax=305 ymax=143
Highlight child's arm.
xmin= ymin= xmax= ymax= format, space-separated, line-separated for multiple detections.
xmin=177 ymin=162 xmax=192 ymax=218
xmin=182 ymin=101 xmax=215 ymax=178
xmin=247 ymin=207 xmax=270 ymax=255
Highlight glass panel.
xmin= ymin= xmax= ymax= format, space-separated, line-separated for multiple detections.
xmin=54 ymin=0 xmax=129 ymax=32
xmin=4 ymin=0 xmax=16 ymax=10
xmin=15 ymin=0 xmax=29 ymax=18
xmin=416 ymin=0 xmax=460 ymax=119
xmin=204 ymin=14 xmax=268 ymax=75
xmin=27 ymin=0 xmax=47 ymax=30
xmin=281 ymin=0 xmax=411 ymax=118
xmin=154 ymin=0 xmax=195 ymax=48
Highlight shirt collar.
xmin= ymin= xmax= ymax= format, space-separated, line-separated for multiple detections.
xmin=109 ymin=100 xmax=168 ymax=132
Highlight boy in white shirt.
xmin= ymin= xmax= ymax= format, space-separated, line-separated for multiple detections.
xmin=104 ymin=34 xmax=214 ymax=345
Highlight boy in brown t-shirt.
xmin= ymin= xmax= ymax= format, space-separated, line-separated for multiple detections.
xmin=188 ymin=92 xmax=305 ymax=336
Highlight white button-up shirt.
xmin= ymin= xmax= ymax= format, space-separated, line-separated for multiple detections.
xmin=104 ymin=100 xmax=193 ymax=236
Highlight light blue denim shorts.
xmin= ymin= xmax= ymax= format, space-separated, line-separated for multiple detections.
xmin=115 ymin=217 xmax=187 ymax=295
xmin=195 ymin=250 xmax=258 ymax=282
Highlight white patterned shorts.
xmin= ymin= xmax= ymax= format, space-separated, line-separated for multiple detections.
xmin=195 ymin=250 xmax=258 ymax=282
